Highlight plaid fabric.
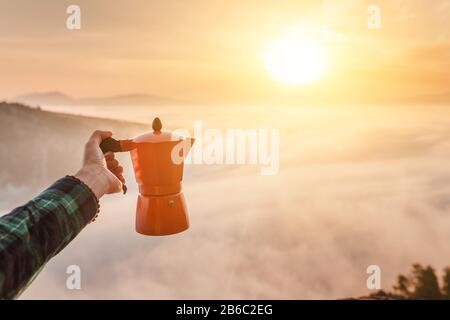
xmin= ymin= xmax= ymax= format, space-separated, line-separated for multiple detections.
xmin=0 ymin=176 xmax=99 ymax=299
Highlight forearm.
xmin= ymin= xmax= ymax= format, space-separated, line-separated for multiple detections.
xmin=0 ymin=176 xmax=99 ymax=299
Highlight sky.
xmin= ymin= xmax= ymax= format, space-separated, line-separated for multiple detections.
xmin=0 ymin=0 xmax=449 ymax=104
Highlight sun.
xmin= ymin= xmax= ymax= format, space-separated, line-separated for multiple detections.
xmin=264 ymin=33 xmax=327 ymax=85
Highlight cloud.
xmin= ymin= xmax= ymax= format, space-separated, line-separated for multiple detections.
xmin=7 ymin=104 xmax=450 ymax=299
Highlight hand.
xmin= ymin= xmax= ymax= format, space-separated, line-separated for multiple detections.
xmin=75 ymin=130 xmax=125 ymax=199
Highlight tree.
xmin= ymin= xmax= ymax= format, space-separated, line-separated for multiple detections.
xmin=392 ymin=264 xmax=440 ymax=300
xmin=393 ymin=274 xmax=411 ymax=298
xmin=441 ymin=267 xmax=450 ymax=299
xmin=410 ymin=264 xmax=440 ymax=299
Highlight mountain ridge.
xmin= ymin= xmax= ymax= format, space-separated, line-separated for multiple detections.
xmin=12 ymin=91 xmax=181 ymax=107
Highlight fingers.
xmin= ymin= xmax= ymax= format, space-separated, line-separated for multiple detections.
xmin=112 ymin=166 xmax=124 ymax=175
xmin=111 ymin=168 xmax=125 ymax=185
xmin=116 ymin=173 xmax=126 ymax=184
xmin=105 ymin=152 xmax=126 ymax=186
xmin=80 ymin=130 xmax=128 ymax=197
xmin=89 ymin=130 xmax=112 ymax=145
xmin=110 ymin=165 xmax=125 ymax=181
xmin=104 ymin=152 xmax=115 ymax=161
xmin=107 ymin=158 xmax=119 ymax=168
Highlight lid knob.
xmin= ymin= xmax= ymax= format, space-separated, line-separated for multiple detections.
xmin=152 ymin=117 xmax=162 ymax=133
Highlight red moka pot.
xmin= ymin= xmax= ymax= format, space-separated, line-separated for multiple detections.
xmin=100 ymin=117 xmax=194 ymax=236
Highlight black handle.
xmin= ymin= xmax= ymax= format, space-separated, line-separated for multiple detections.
xmin=100 ymin=137 xmax=123 ymax=153
xmin=99 ymin=137 xmax=127 ymax=195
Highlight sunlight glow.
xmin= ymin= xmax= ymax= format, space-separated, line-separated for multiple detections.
xmin=264 ymin=32 xmax=327 ymax=85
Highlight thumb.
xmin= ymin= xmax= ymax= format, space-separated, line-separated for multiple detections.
xmin=89 ymin=130 xmax=113 ymax=145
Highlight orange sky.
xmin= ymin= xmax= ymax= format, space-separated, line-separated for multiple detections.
xmin=0 ymin=0 xmax=449 ymax=104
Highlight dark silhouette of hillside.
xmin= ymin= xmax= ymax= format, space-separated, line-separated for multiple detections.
xmin=0 ymin=101 xmax=149 ymax=207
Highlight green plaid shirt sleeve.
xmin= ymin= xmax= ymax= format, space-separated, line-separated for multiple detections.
xmin=0 ymin=176 xmax=99 ymax=299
